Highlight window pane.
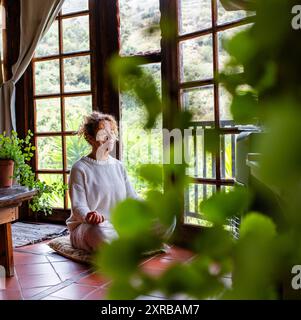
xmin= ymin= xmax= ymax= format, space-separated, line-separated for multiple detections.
xmin=179 ymin=0 xmax=211 ymax=35
xmin=62 ymin=0 xmax=88 ymax=15
xmin=35 ymin=20 xmax=59 ymax=57
xmin=66 ymin=135 xmax=90 ymax=170
xmin=119 ymin=0 xmax=161 ymax=55
xmin=36 ymin=98 xmax=61 ymax=132
xmin=38 ymin=174 xmax=64 ymax=208
xmin=65 ymin=95 xmax=92 ymax=131
xmin=35 ymin=60 xmax=60 ymax=95
xmin=180 ymin=34 xmax=213 ymax=82
xmin=219 ymin=85 xmax=233 ymax=123
xmin=37 ymin=136 xmax=63 ymax=170
xmin=184 ymin=183 xmax=215 ymax=226
xmin=121 ymin=63 xmax=162 ymax=196
xmin=217 ymin=1 xmax=248 ymax=24
xmin=181 ymin=86 xmax=214 ymax=122
xmin=221 ymin=134 xmax=236 ymax=179
xmin=185 ymin=126 xmax=215 ymax=179
xmin=62 ymin=16 xmax=89 ymax=53
xmin=218 ymin=25 xmax=250 ymax=72
xmin=64 ymin=56 xmax=91 ymax=92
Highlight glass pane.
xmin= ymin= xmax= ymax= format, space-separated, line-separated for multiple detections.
xmin=185 ymin=126 xmax=215 ymax=178
xmin=37 ymin=136 xmax=63 ymax=170
xmin=184 ymin=183 xmax=215 ymax=226
xmin=220 ymin=85 xmax=233 ymax=122
xmin=181 ymin=86 xmax=214 ymax=122
xmin=180 ymin=34 xmax=213 ymax=82
xmin=121 ymin=63 xmax=162 ymax=196
xmin=119 ymin=0 xmax=161 ymax=55
xmin=38 ymin=174 xmax=64 ymax=208
xmin=62 ymin=0 xmax=88 ymax=15
xmin=218 ymin=0 xmax=248 ymax=24
xmin=65 ymin=95 xmax=92 ymax=131
xmin=35 ymin=20 xmax=59 ymax=57
xmin=34 ymin=60 xmax=60 ymax=95
xmin=218 ymin=25 xmax=251 ymax=73
xmin=36 ymin=98 xmax=61 ymax=132
xmin=221 ymin=134 xmax=236 ymax=179
xmin=66 ymin=135 xmax=90 ymax=170
xmin=62 ymin=16 xmax=89 ymax=53
xmin=179 ymin=0 xmax=212 ymax=35
xmin=64 ymin=56 xmax=91 ymax=92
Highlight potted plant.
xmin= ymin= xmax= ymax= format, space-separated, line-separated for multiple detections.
xmin=0 ymin=130 xmax=67 ymax=215
xmin=0 ymin=130 xmax=26 ymax=187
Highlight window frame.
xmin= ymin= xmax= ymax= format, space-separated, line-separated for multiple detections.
xmin=16 ymin=0 xmax=121 ymax=222
xmin=32 ymin=8 xmax=93 ymax=212
xmin=175 ymin=0 xmax=254 ymax=227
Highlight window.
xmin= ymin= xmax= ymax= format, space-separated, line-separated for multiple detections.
xmin=119 ymin=0 xmax=163 ymax=196
xmin=177 ymin=0 xmax=253 ymax=226
xmin=33 ymin=0 xmax=93 ymax=210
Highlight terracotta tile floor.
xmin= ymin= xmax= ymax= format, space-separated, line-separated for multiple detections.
xmin=0 ymin=240 xmax=196 ymax=300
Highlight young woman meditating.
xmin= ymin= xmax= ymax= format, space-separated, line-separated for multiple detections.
xmin=67 ymin=111 xmax=175 ymax=253
xmin=67 ymin=112 xmax=139 ymax=252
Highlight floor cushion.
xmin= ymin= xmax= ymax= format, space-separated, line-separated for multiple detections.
xmin=48 ymin=235 xmax=91 ymax=264
xmin=48 ymin=235 xmax=169 ymax=264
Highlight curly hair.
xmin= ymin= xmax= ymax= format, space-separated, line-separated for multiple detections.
xmin=78 ymin=111 xmax=119 ymax=144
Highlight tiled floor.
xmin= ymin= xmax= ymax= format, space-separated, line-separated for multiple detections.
xmin=0 ymin=241 xmax=196 ymax=300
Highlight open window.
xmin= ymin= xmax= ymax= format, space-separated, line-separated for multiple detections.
xmin=177 ymin=0 xmax=253 ymax=228
xmin=119 ymin=0 xmax=163 ymax=196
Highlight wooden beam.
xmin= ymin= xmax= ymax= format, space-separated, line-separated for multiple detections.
xmin=0 ymin=223 xmax=14 ymax=277
xmin=0 ymin=207 xmax=18 ymax=224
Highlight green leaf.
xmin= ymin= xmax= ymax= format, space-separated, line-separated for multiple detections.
xmin=204 ymin=128 xmax=220 ymax=154
xmin=239 ymin=212 xmax=276 ymax=240
xmin=92 ymin=239 xmax=141 ymax=278
xmin=111 ymin=198 xmax=154 ymax=237
xmin=138 ymin=164 xmax=163 ymax=186
xmin=200 ymin=187 xmax=251 ymax=225
xmin=230 ymin=92 xmax=259 ymax=124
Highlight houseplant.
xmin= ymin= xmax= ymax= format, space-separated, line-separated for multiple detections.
xmin=0 ymin=130 xmax=66 ymax=215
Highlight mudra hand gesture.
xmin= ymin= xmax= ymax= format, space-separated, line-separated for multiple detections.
xmin=85 ymin=211 xmax=105 ymax=225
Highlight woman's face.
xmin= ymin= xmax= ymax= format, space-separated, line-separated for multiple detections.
xmin=94 ymin=120 xmax=116 ymax=152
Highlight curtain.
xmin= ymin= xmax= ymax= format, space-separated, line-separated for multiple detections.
xmin=0 ymin=0 xmax=64 ymax=134
xmin=220 ymin=0 xmax=254 ymax=11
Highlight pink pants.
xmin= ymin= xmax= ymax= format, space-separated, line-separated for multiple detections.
xmin=70 ymin=220 xmax=118 ymax=253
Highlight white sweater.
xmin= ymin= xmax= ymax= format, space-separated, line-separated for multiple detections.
xmin=66 ymin=155 xmax=139 ymax=232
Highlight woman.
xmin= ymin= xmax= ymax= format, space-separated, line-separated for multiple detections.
xmin=67 ymin=111 xmax=175 ymax=253
xmin=67 ymin=112 xmax=140 ymax=252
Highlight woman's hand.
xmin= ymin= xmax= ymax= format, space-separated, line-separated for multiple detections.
xmin=86 ymin=211 xmax=104 ymax=225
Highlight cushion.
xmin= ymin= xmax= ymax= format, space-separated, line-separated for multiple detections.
xmin=48 ymin=235 xmax=169 ymax=264
xmin=48 ymin=235 xmax=91 ymax=264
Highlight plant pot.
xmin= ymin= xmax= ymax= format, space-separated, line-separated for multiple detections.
xmin=0 ymin=159 xmax=14 ymax=188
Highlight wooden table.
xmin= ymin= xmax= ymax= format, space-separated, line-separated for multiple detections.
xmin=0 ymin=186 xmax=37 ymax=277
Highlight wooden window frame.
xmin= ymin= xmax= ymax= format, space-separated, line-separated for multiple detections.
xmin=11 ymin=0 xmax=121 ymax=223
xmin=165 ymin=0 xmax=254 ymax=231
